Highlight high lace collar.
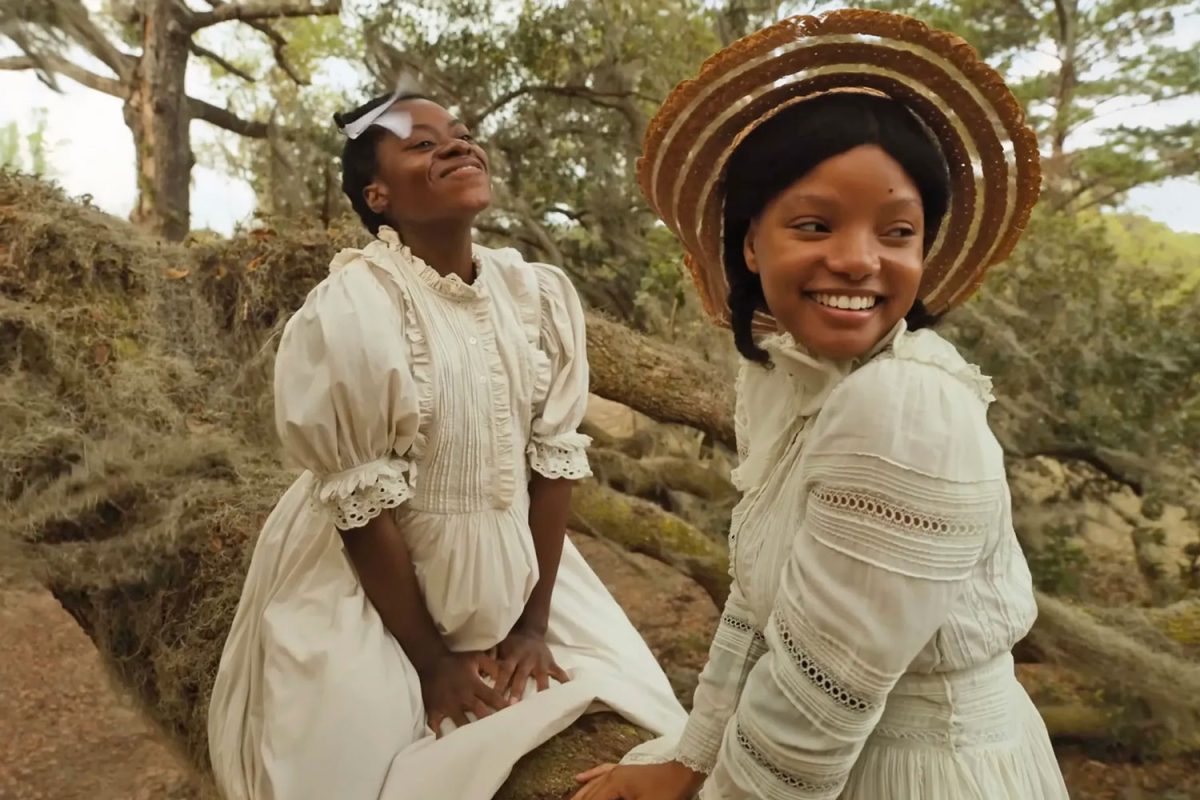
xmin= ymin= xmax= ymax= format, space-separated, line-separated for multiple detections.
xmin=375 ymin=226 xmax=487 ymax=302
xmin=730 ymin=320 xmax=907 ymax=492
xmin=756 ymin=319 xmax=907 ymax=415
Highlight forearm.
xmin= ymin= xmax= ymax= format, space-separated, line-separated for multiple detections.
xmin=340 ymin=513 xmax=448 ymax=675
xmin=520 ymin=475 xmax=573 ymax=633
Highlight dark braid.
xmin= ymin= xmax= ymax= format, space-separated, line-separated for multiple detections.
xmin=333 ymin=92 xmax=430 ymax=234
xmin=724 ymin=215 xmax=771 ymax=364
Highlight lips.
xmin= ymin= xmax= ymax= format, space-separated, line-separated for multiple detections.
xmin=440 ymin=158 xmax=486 ymax=178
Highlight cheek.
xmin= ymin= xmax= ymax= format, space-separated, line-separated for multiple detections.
xmin=886 ymin=252 xmax=925 ymax=302
xmin=756 ymin=245 xmax=815 ymax=308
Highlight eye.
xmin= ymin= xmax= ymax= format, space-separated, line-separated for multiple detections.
xmin=792 ymin=220 xmax=831 ymax=234
xmin=409 ymin=140 xmax=436 ymax=150
xmin=459 ymin=133 xmax=476 ymax=142
xmin=883 ymin=225 xmax=917 ymax=239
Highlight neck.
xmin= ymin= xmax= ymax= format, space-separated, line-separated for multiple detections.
xmin=395 ymin=219 xmax=476 ymax=283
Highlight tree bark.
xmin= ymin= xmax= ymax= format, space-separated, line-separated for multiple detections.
xmin=585 ymin=314 xmax=735 ymax=449
xmin=569 ymin=480 xmax=731 ymax=605
xmin=124 ymin=0 xmax=193 ymax=241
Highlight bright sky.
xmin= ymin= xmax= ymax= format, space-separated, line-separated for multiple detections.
xmin=2 ymin=6 xmax=1199 ymax=235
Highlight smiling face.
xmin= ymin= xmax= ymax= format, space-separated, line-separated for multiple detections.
xmin=743 ymin=144 xmax=926 ymax=360
xmin=363 ymin=98 xmax=491 ymax=229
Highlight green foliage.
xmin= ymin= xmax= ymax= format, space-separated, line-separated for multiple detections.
xmin=944 ymin=206 xmax=1200 ymax=521
xmin=0 ymin=110 xmax=51 ymax=175
xmin=343 ymin=0 xmax=727 ymax=321
xmin=851 ymin=0 xmax=1200 ymax=211
xmin=1026 ymin=524 xmax=1089 ymax=594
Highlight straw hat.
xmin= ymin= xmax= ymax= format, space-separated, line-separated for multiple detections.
xmin=638 ymin=9 xmax=1042 ymax=326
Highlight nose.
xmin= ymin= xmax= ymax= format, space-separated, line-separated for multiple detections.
xmin=437 ymin=137 xmax=473 ymax=159
xmin=824 ymin=230 xmax=880 ymax=281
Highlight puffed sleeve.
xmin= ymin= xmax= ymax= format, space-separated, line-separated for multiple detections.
xmin=274 ymin=257 xmax=422 ymax=530
xmin=526 ymin=262 xmax=592 ymax=480
xmin=702 ymin=357 xmax=1004 ymax=799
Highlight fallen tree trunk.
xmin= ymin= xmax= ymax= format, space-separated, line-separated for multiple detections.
xmin=585 ymin=314 xmax=735 ymax=449
xmin=569 ymin=479 xmax=731 ymax=605
xmin=589 ymin=447 xmax=737 ymax=503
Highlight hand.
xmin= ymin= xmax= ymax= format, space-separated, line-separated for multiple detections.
xmin=494 ymin=627 xmax=570 ymax=701
xmin=419 ymin=651 xmax=511 ymax=737
xmin=570 ymin=761 xmax=704 ymax=800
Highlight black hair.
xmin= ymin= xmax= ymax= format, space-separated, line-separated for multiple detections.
xmin=333 ymin=92 xmax=431 ymax=234
xmin=722 ymin=93 xmax=951 ymax=363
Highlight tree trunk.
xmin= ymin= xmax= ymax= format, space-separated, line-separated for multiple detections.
xmin=124 ymin=0 xmax=193 ymax=240
xmin=1046 ymin=0 xmax=1079 ymax=208
xmin=585 ymin=314 xmax=735 ymax=449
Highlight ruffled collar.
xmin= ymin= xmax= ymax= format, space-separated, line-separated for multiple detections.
xmin=757 ymin=319 xmax=906 ymax=410
xmin=374 ymin=225 xmax=487 ymax=302
xmin=730 ymin=320 xmax=906 ymax=492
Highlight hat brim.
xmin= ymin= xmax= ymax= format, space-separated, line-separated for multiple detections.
xmin=638 ymin=9 xmax=1041 ymax=328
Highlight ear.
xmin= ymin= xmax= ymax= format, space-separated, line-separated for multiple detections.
xmin=363 ymin=180 xmax=389 ymax=215
xmin=743 ymin=219 xmax=761 ymax=275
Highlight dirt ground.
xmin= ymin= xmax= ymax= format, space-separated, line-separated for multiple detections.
xmin=3 ymin=558 xmax=1198 ymax=800
xmin=0 ymin=586 xmax=207 ymax=800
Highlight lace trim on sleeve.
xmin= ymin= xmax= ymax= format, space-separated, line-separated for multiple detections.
xmin=734 ymin=723 xmax=846 ymax=798
xmin=314 ymin=458 xmax=416 ymax=531
xmin=528 ymin=432 xmax=592 ymax=480
xmin=774 ymin=614 xmax=876 ymax=714
xmin=804 ymin=465 xmax=997 ymax=581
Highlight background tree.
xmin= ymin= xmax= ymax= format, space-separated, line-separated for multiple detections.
xmin=848 ymin=0 xmax=1200 ymax=211
xmin=0 ymin=0 xmax=342 ymax=239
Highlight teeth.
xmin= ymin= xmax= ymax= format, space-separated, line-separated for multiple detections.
xmin=814 ymin=294 xmax=877 ymax=310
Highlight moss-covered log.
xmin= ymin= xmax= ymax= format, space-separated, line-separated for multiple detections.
xmin=589 ymin=448 xmax=737 ymax=504
xmin=569 ymin=479 xmax=731 ymax=605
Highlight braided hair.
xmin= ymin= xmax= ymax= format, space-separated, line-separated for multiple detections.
xmin=333 ymin=92 xmax=431 ymax=234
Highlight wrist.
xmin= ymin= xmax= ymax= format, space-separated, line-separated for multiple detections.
xmin=513 ymin=614 xmax=548 ymax=637
xmin=669 ymin=760 xmax=706 ymax=792
xmin=409 ymin=642 xmax=452 ymax=678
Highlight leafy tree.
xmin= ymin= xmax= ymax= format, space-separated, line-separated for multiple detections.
xmin=846 ymin=0 xmax=1200 ymax=211
xmin=0 ymin=0 xmax=342 ymax=239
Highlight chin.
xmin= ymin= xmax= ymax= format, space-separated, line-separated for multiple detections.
xmin=786 ymin=322 xmax=883 ymax=361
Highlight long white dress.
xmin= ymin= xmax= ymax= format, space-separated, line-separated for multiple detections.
xmin=207 ymin=226 xmax=686 ymax=800
xmin=624 ymin=324 xmax=1070 ymax=799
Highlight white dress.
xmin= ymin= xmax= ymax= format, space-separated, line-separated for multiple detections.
xmin=207 ymin=227 xmax=686 ymax=800
xmin=624 ymin=324 xmax=1070 ymax=800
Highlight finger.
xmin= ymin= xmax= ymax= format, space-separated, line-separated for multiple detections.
xmin=509 ymin=660 xmax=534 ymax=702
xmin=450 ymin=708 xmax=470 ymax=731
xmin=472 ymin=699 xmax=495 ymax=720
xmin=477 ymin=682 xmax=511 ymax=712
xmin=475 ymin=654 xmax=501 ymax=683
xmin=534 ymin=664 xmax=551 ymax=693
xmin=428 ymin=712 xmax=446 ymax=739
xmin=550 ymin=662 xmax=571 ymax=684
xmin=570 ymin=776 xmax=617 ymax=800
xmin=574 ymin=763 xmax=616 ymax=783
xmin=492 ymin=658 xmax=517 ymax=697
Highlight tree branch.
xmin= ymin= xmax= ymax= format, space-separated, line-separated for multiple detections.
xmin=468 ymin=85 xmax=654 ymax=128
xmin=199 ymin=0 xmax=310 ymax=84
xmin=187 ymin=0 xmax=340 ymax=31
xmin=1006 ymin=444 xmax=1145 ymax=495
xmin=0 ymin=54 xmax=124 ymax=98
xmin=189 ymin=43 xmax=256 ymax=82
xmin=187 ymin=99 xmax=269 ymax=138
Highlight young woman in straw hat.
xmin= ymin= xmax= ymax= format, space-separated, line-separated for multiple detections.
xmin=574 ymin=10 xmax=1069 ymax=800
xmin=205 ymin=92 xmax=686 ymax=800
